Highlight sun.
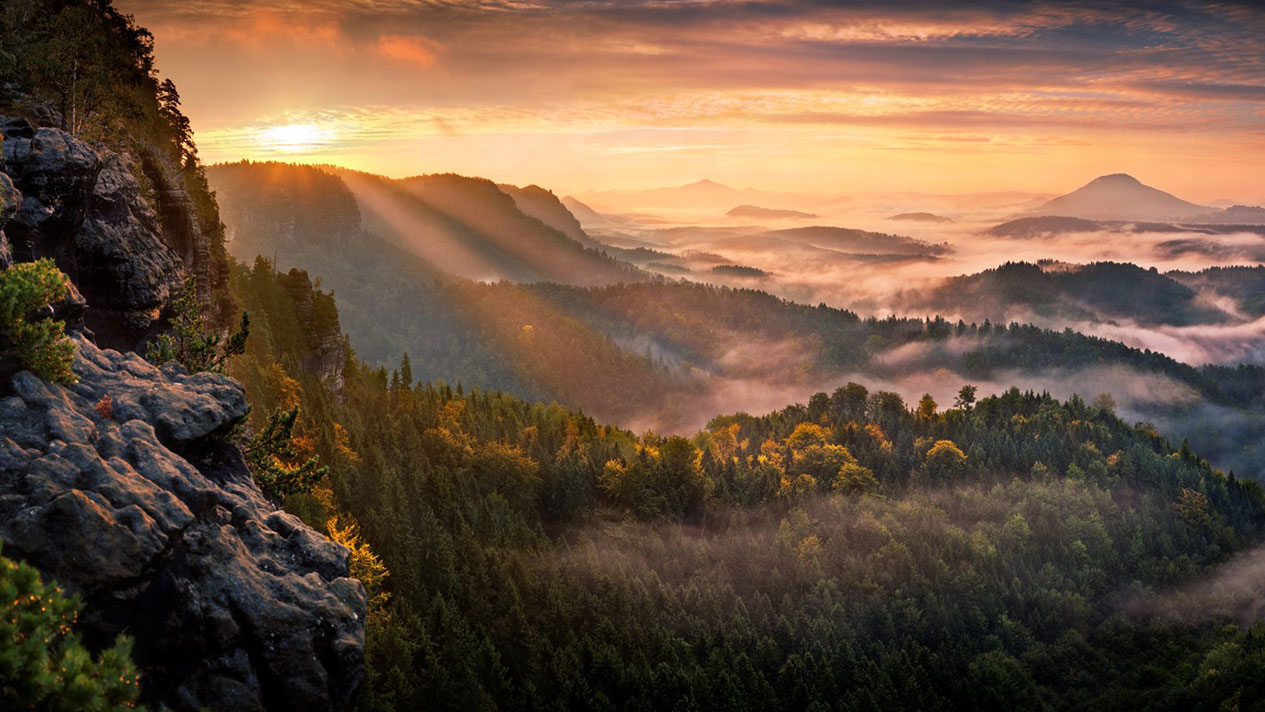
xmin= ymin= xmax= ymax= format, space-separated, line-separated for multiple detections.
xmin=256 ymin=123 xmax=331 ymax=153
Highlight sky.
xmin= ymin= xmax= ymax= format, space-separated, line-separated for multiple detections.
xmin=116 ymin=0 xmax=1265 ymax=200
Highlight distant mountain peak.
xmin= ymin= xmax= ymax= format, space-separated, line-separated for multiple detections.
xmin=1029 ymin=172 xmax=1209 ymax=221
xmin=1088 ymin=173 xmax=1143 ymax=186
xmin=684 ymin=178 xmax=734 ymax=190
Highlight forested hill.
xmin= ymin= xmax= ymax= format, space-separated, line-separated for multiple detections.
xmin=234 ymin=259 xmax=1265 ymax=709
xmin=210 ymin=161 xmax=644 ymax=286
xmin=496 ymin=181 xmax=607 ymax=249
xmin=909 ymin=261 xmax=1232 ymax=327
xmin=1170 ymin=265 xmax=1265 ymax=318
xmin=209 ymin=159 xmax=1265 ymax=475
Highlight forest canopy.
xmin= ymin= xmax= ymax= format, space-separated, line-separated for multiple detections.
xmin=230 ymin=257 xmax=1265 ymax=710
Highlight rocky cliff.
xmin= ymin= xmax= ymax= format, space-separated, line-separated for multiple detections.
xmin=0 ymin=338 xmax=366 ymax=710
xmin=282 ymin=268 xmax=346 ymax=393
xmin=0 ymin=117 xmax=366 ymax=710
xmin=0 ymin=116 xmax=230 ymax=351
xmin=140 ymin=144 xmax=237 ymax=331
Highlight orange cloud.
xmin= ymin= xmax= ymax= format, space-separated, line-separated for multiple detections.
xmin=216 ymin=10 xmax=343 ymax=49
xmin=119 ymin=0 xmax=1265 ymax=199
xmin=376 ymin=35 xmax=441 ymax=68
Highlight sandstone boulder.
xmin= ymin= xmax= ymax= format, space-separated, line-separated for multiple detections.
xmin=0 ymin=337 xmax=367 ymax=711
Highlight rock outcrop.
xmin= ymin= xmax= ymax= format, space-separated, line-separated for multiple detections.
xmin=0 ymin=118 xmax=100 ymax=258
xmin=74 ymin=149 xmax=188 ymax=342
xmin=282 ymin=268 xmax=346 ymax=393
xmin=0 ymin=115 xmax=365 ymax=710
xmin=0 ymin=170 xmax=17 ymax=268
xmin=0 ymin=117 xmax=233 ymax=349
xmin=1 ymin=117 xmax=181 ymax=348
xmin=140 ymin=145 xmax=236 ymax=330
xmin=0 ymin=336 xmax=366 ymax=711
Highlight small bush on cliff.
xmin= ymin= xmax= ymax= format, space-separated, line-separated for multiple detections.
xmin=244 ymin=405 xmax=328 ymax=504
xmin=146 ymin=276 xmax=248 ymax=374
xmin=0 ymin=259 xmax=76 ymax=384
xmin=0 ymin=545 xmax=142 ymax=711
xmin=326 ymin=514 xmax=390 ymax=617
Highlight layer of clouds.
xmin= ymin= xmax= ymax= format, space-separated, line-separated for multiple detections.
xmin=578 ymin=201 xmax=1265 ymax=476
xmin=122 ymin=0 xmax=1265 ymax=110
xmin=117 ymin=0 xmax=1265 ymax=195
xmin=592 ymin=203 xmax=1265 ymax=369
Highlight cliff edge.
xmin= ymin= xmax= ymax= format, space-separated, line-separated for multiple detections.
xmin=0 ymin=118 xmax=366 ymax=711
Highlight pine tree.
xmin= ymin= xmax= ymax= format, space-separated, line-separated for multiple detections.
xmin=0 ymin=545 xmax=142 ymax=710
xmin=0 ymin=259 xmax=77 ymax=384
xmin=399 ymin=352 xmax=413 ymax=387
xmin=244 ymin=406 xmax=328 ymax=503
xmin=145 ymin=276 xmax=248 ymax=374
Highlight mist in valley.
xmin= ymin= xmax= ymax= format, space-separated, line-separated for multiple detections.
xmin=540 ymin=180 xmax=1265 ymax=482
xmin=8 ymin=1 xmax=1265 ymax=709
xmin=207 ymin=158 xmax=1265 ymax=482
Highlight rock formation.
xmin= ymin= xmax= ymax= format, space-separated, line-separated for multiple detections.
xmin=0 ymin=116 xmax=366 ymax=710
xmin=0 ymin=117 xmax=232 ymax=350
xmin=139 ymin=145 xmax=236 ymax=330
xmin=0 ymin=337 xmax=367 ymax=711
xmin=282 ymin=268 xmax=346 ymax=393
xmin=0 ymin=170 xmax=17 ymax=268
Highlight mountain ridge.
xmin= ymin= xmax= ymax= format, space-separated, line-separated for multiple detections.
xmin=727 ymin=204 xmax=819 ymax=219
xmin=211 ymin=161 xmax=644 ymax=287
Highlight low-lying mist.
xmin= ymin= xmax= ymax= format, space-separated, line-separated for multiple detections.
xmin=1125 ymin=543 xmax=1265 ymax=625
xmin=573 ymin=201 xmax=1265 ymax=477
xmin=588 ymin=203 xmax=1265 ymax=369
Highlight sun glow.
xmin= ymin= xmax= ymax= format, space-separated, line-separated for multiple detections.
xmin=256 ymin=123 xmax=333 ymax=153
xmin=141 ymin=0 xmax=1265 ymax=198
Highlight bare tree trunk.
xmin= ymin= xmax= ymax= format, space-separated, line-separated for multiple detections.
xmin=69 ymin=56 xmax=78 ymax=136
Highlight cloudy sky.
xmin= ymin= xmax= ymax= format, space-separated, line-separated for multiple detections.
xmin=117 ymin=0 xmax=1265 ymax=199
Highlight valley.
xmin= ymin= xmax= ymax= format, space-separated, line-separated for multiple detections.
xmin=2 ymin=1 xmax=1264 ymax=710
xmin=209 ymin=161 xmax=1265 ymax=477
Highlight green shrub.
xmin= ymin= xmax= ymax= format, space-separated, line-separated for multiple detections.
xmin=0 ymin=259 xmax=76 ymax=384
xmin=145 ymin=276 xmax=248 ymax=374
xmin=244 ymin=406 xmax=328 ymax=504
xmin=0 ymin=544 xmax=142 ymax=710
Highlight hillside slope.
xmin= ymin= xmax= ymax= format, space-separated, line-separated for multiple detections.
xmin=207 ymin=166 xmax=1265 ymax=475
xmin=499 ymin=182 xmax=606 ymax=248
xmin=229 ymin=269 xmax=1265 ymax=709
xmin=212 ymin=162 xmax=643 ymax=286
xmin=356 ymin=169 xmax=642 ymax=284
xmin=911 ymin=261 xmax=1231 ymax=327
